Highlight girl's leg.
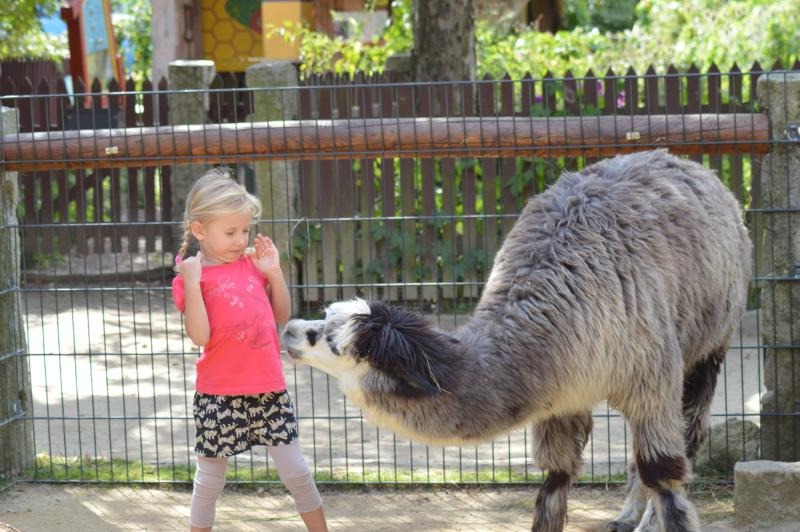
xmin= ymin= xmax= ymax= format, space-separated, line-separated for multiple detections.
xmin=268 ymin=442 xmax=327 ymax=532
xmin=190 ymin=455 xmax=228 ymax=531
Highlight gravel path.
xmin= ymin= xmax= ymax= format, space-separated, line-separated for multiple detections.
xmin=1 ymin=482 xmax=745 ymax=532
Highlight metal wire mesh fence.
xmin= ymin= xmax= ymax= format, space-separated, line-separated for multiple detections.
xmin=1 ymin=66 xmax=798 ymax=490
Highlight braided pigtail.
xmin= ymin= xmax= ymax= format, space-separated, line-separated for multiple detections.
xmin=174 ymin=225 xmax=200 ymax=272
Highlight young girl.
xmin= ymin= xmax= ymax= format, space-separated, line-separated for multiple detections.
xmin=172 ymin=167 xmax=327 ymax=532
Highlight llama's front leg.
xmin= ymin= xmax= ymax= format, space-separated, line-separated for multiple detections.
xmin=531 ymin=412 xmax=592 ymax=532
xmin=606 ymin=461 xmax=648 ymax=532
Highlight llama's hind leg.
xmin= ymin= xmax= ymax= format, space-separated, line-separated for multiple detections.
xmin=613 ymin=349 xmax=726 ymax=532
xmin=630 ymin=416 xmax=700 ymax=531
xmin=610 ymin=347 xmax=725 ymax=531
xmin=683 ymin=347 xmax=726 ymax=459
xmin=530 ymin=411 xmax=593 ymax=532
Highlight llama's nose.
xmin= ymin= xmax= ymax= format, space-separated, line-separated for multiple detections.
xmin=282 ymin=321 xmax=300 ymax=342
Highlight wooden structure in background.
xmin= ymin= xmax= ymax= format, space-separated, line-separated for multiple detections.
xmin=60 ymin=0 xmax=124 ymax=89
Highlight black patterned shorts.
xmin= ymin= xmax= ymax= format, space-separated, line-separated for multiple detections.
xmin=193 ymin=390 xmax=299 ymax=457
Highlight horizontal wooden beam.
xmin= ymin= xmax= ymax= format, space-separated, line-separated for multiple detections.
xmin=1 ymin=114 xmax=769 ymax=172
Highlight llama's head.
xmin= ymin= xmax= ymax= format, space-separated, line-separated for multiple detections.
xmin=282 ymin=299 xmax=458 ymax=399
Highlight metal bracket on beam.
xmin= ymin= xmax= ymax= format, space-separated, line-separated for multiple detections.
xmin=785 ymin=123 xmax=800 ymax=142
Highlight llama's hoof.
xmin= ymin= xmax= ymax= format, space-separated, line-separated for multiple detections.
xmin=605 ymin=521 xmax=636 ymax=532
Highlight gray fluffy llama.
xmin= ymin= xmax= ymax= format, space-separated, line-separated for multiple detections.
xmin=282 ymin=150 xmax=751 ymax=532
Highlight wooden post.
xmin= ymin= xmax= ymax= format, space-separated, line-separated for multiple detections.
xmin=245 ymin=61 xmax=302 ymax=309
xmin=0 ymin=106 xmax=32 ymax=486
xmin=167 ymin=60 xmax=216 ymax=256
xmin=758 ymin=71 xmax=800 ymax=461
xmin=150 ymin=0 xmax=204 ymax=83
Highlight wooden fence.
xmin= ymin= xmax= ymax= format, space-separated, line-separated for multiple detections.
xmin=1 ymin=62 xmax=798 ymax=305
xmin=289 ymin=63 xmax=792 ymax=304
xmin=0 ymin=71 xmax=245 ymax=258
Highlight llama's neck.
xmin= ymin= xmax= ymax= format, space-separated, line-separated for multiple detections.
xmin=350 ymin=315 xmax=549 ymax=446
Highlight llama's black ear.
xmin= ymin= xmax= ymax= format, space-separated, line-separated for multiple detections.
xmin=390 ymin=368 xmax=440 ymax=398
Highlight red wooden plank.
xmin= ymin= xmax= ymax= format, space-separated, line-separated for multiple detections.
xmin=74 ymin=169 xmax=88 ymax=254
xmin=706 ymin=64 xmax=722 ymax=176
xmin=645 ymin=65 xmax=659 ymax=114
xmin=564 ymin=69 xmax=579 ymax=115
xmin=623 ymin=66 xmax=638 ymax=115
xmin=110 ymin=167 xmax=122 ymax=252
xmin=665 ymin=65 xmax=680 ymax=113
xmin=686 ymin=64 xmax=702 ymax=163
xmin=603 ymin=68 xmax=616 ymax=115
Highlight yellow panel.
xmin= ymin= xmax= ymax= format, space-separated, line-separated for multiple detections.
xmin=213 ymin=20 xmax=236 ymax=42
xmin=216 ymin=43 xmax=235 ymax=61
xmin=212 ymin=1 xmax=228 ymax=17
xmin=202 ymin=0 xmax=266 ymax=72
xmin=261 ymin=1 xmax=313 ymax=61
xmin=233 ymin=32 xmax=256 ymax=53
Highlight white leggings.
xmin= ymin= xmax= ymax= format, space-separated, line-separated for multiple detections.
xmin=190 ymin=442 xmax=323 ymax=528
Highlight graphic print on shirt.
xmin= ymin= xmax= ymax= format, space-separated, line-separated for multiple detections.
xmin=205 ymin=274 xmax=275 ymax=351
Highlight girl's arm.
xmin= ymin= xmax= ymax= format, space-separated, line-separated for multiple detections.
xmin=252 ymin=234 xmax=292 ymax=324
xmin=180 ymin=252 xmax=211 ymax=346
xmin=264 ymin=268 xmax=291 ymax=324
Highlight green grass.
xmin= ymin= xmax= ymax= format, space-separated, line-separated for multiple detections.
xmin=27 ymin=454 xmax=196 ymax=483
xmin=26 ymin=454 xmax=627 ymax=486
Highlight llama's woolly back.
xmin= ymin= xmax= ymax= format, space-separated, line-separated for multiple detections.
xmin=474 ymin=149 xmax=750 ymax=410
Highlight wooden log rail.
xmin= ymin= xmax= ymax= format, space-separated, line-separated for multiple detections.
xmin=1 ymin=113 xmax=769 ymax=172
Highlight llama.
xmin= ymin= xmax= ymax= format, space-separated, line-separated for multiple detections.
xmin=281 ymin=150 xmax=751 ymax=532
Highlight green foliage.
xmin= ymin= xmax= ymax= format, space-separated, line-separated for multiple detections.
xmin=26 ymin=250 xmax=65 ymax=270
xmin=112 ymin=0 xmax=153 ymax=82
xmin=479 ymin=0 xmax=800 ymax=79
xmin=267 ymin=0 xmax=412 ymax=78
xmin=630 ymin=0 xmax=800 ymax=71
xmin=0 ymin=0 xmax=152 ymax=78
xmin=0 ymin=0 xmax=64 ymax=59
xmin=285 ymin=0 xmax=798 ymax=79
xmin=563 ymin=0 xmax=639 ymax=32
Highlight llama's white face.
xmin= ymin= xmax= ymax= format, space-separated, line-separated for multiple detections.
xmin=282 ymin=299 xmax=372 ymax=386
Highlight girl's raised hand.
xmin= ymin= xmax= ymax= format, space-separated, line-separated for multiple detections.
xmin=178 ymin=250 xmax=203 ymax=285
xmin=252 ymin=234 xmax=281 ymax=275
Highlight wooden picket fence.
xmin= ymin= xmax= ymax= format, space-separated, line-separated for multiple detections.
xmin=290 ymin=62 xmax=796 ymax=304
xmin=2 ymin=61 xmax=798 ymax=304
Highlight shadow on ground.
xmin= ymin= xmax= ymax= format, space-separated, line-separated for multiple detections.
xmin=1 ymin=482 xmax=745 ymax=532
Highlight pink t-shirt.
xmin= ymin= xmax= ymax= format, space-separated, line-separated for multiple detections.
xmin=172 ymin=256 xmax=286 ymax=395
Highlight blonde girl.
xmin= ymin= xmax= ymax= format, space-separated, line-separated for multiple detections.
xmin=172 ymin=167 xmax=327 ymax=532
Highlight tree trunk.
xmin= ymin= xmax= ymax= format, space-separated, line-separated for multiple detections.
xmin=528 ymin=0 xmax=563 ymax=33
xmin=412 ymin=0 xmax=475 ymax=82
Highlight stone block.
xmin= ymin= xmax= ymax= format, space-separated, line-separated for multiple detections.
xmin=694 ymin=418 xmax=760 ymax=478
xmin=734 ymin=460 xmax=800 ymax=528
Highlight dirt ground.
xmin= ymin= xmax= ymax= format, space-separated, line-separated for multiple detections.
xmin=0 ymin=482 xmax=744 ymax=532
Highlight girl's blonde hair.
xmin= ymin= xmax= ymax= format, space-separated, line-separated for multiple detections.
xmin=177 ymin=167 xmax=262 ymax=261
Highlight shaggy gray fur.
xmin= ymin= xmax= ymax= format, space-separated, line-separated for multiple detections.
xmin=283 ymin=149 xmax=751 ymax=532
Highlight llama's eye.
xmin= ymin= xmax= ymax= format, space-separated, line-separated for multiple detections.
xmin=326 ymin=335 xmax=339 ymax=354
